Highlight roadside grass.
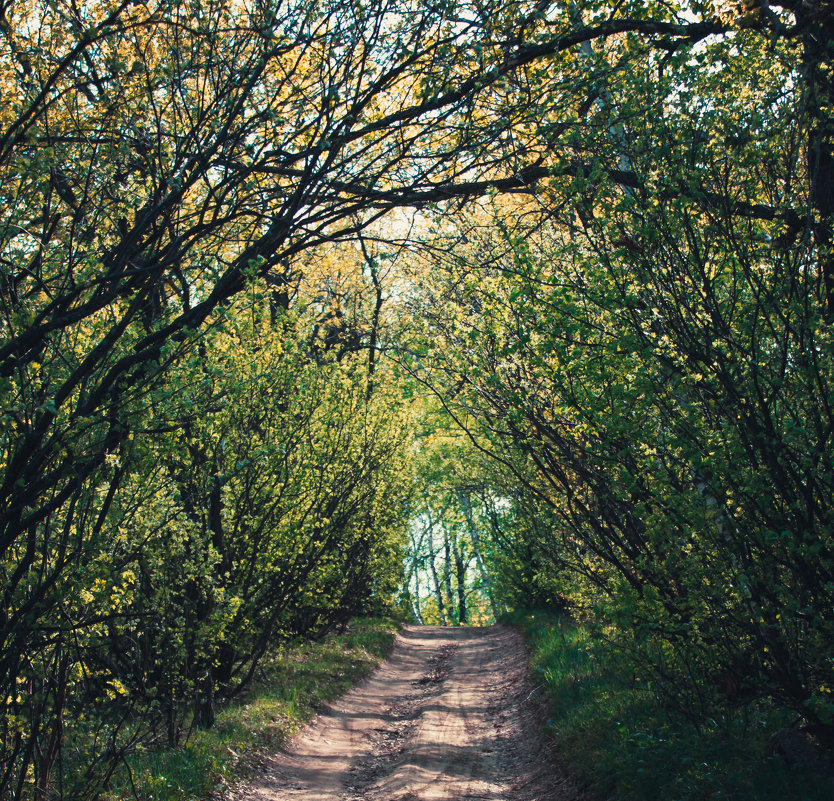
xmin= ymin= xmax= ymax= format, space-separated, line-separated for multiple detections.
xmin=506 ymin=610 xmax=831 ymax=801
xmin=103 ymin=617 xmax=400 ymax=801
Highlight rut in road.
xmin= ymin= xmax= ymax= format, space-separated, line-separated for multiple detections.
xmin=232 ymin=625 xmax=584 ymax=801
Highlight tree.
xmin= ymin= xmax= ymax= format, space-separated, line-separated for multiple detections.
xmin=408 ymin=6 xmax=834 ymax=735
xmin=398 ymin=0 xmax=834 ymax=741
xmin=99 ymin=283 xmax=413 ymax=739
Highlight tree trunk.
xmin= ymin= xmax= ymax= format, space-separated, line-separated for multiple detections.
xmin=425 ymin=507 xmax=448 ymax=625
xmin=442 ymin=527 xmax=456 ymax=624
xmin=803 ymin=4 xmax=834 ymax=315
xmin=35 ymin=643 xmax=68 ymax=801
xmin=411 ymin=576 xmax=424 ymax=625
xmin=194 ymin=669 xmax=215 ymax=730
xmin=452 ymin=535 xmax=467 ymax=625
xmin=458 ymin=490 xmax=500 ymax=620
xmin=167 ymin=687 xmax=179 ymax=747
xmin=360 ymin=238 xmax=384 ymax=401
xmin=404 ymin=552 xmax=424 ymax=624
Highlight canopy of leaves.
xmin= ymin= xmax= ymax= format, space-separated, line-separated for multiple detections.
xmin=2 ymin=0 xmax=834 ymax=796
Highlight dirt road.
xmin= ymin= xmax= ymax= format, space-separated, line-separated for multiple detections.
xmin=234 ymin=625 xmax=583 ymax=801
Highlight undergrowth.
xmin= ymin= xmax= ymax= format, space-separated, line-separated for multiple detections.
xmin=507 ymin=610 xmax=832 ymax=801
xmin=102 ymin=617 xmax=399 ymax=801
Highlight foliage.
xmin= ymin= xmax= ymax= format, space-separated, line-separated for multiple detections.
xmin=508 ymin=610 xmax=833 ymax=801
xmin=0 ymin=0 xmax=559 ymax=791
xmin=1 ymin=274 xmax=414 ymax=797
xmin=3 ymin=0 xmax=834 ymax=795
xmin=101 ymin=617 xmax=399 ymax=801
xmin=414 ymin=160 xmax=834 ymax=731
xmin=400 ymin=0 xmax=834 ymax=762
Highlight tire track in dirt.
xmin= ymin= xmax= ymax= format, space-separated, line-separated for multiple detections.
xmin=344 ymin=644 xmax=457 ymax=800
xmin=232 ymin=625 xmax=583 ymax=801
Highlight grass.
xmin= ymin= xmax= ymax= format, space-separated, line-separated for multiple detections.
xmin=506 ymin=610 xmax=832 ymax=801
xmin=103 ymin=617 xmax=400 ymax=801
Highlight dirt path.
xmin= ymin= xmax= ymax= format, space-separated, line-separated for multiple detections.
xmin=232 ymin=625 xmax=583 ymax=801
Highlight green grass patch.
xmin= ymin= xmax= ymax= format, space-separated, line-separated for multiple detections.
xmin=506 ymin=610 xmax=832 ymax=801
xmin=103 ymin=617 xmax=399 ymax=801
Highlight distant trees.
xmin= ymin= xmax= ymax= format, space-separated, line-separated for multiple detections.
xmin=402 ymin=418 xmax=509 ymax=627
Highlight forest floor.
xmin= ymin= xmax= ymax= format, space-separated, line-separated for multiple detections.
xmin=225 ymin=625 xmax=585 ymax=801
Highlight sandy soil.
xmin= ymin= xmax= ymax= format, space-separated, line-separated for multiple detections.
xmin=230 ymin=625 xmax=585 ymax=801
